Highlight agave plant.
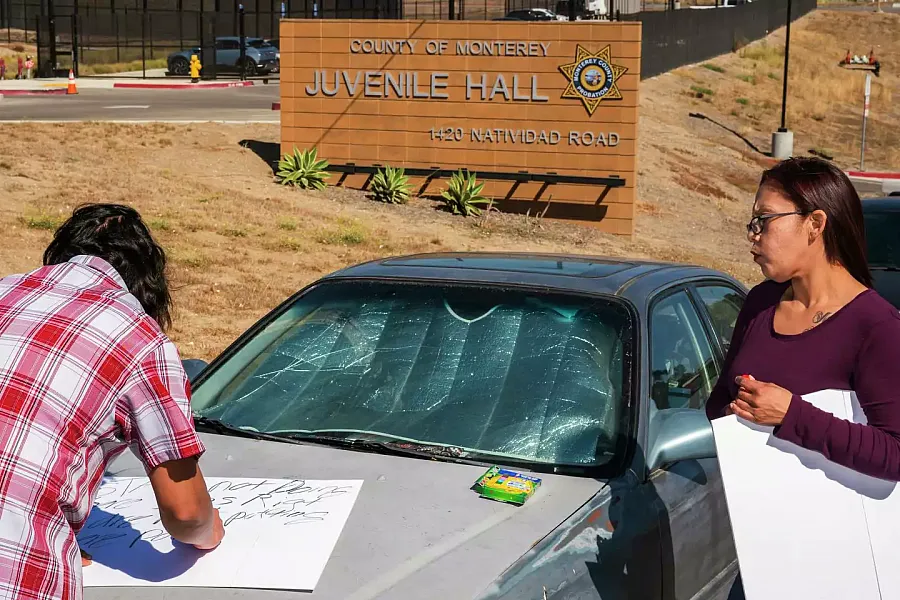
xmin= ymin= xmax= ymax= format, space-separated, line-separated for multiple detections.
xmin=371 ymin=165 xmax=412 ymax=204
xmin=276 ymin=147 xmax=330 ymax=190
xmin=440 ymin=170 xmax=490 ymax=217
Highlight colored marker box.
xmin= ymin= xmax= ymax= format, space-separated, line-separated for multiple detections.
xmin=474 ymin=465 xmax=542 ymax=506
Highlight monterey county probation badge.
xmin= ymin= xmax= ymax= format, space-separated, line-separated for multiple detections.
xmin=558 ymin=45 xmax=628 ymax=116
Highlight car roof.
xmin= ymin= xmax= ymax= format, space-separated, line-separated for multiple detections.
xmin=862 ymin=196 xmax=900 ymax=211
xmin=320 ymin=252 xmax=736 ymax=297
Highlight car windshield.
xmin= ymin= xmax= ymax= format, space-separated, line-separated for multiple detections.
xmin=248 ymin=39 xmax=271 ymax=48
xmin=191 ymin=280 xmax=633 ymax=469
xmin=865 ymin=210 xmax=900 ymax=268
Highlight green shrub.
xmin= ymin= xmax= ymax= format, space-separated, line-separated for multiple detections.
xmin=319 ymin=220 xmax=367 ymax=245
xmin=149 ymin=218 xmax=172 ymax=231
xmin=690 ymin=85 xmax=715 ymax=98
xmin=277 ymin=147 xmax=329 ymax=190
xmin=440 ymin=170 xmax=490 ymax=217
xmin=277 ymin=217 xmax=298 ymax=230
xmin=739 ymin=42 xmax=784 ymax=67
xmin=702 ymin=63 xmax=725 ymax=73
xmin=19 ymin=213 xmax=62 ymax=231
xmin=371 ymin=165 xmax=412 ymax=204
xmin=221 ymin=227 xmax=248 ymax=238
xmin=736 ymin=98 xmax=750 ymax=106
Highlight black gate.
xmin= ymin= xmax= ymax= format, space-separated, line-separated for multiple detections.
xmin=36 ymin=15 xmax=77 ymax=77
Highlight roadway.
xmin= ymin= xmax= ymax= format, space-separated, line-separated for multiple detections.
xmin=0 ymin=84 xmax=281 ymax=123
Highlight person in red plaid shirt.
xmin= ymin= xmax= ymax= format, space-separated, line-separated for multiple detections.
xmin=0 ymin=204 xmax=225 ymax=600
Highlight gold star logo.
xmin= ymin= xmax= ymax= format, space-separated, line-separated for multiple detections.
xmin=558 ymin=45 xmax=628 ymax=116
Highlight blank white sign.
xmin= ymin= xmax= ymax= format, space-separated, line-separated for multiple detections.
xmin=712 ymin=390 xmax=899 ymax=600
xmin=77 ymin=477 xmax=363 ymax=591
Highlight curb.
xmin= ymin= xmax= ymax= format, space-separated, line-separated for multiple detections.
xmin=112 ymin=81 xmax=255 ymax=90
xmin=847 ymin=171 xmax=900 ymax=180
xmin=0 ymin=88 xmax=68 ymax=96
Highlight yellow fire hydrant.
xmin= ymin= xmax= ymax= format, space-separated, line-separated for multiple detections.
xmin=190 ymin=54 xmax=202 ymax=83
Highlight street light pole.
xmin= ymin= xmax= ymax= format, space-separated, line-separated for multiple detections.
xmin=772 ymin=0 xmax=794 ymax=159
xmin=779 ymin=0 xmax=791 ymax=132
xmin=860 ymin=72 xmax=871 ymax=171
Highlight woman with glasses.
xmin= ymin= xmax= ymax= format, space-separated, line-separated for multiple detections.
xmin=706 ymin=157 xmax=900 ymax=481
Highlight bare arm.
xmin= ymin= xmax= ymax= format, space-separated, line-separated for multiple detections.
xmin=119 ymin=338 xmax=224 ymax=548
xmin=148 ymin=457 xmax=224 ymax=549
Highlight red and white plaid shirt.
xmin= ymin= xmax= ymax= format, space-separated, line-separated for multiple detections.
xmin=0 ymin=256 xmax=205 ymax=600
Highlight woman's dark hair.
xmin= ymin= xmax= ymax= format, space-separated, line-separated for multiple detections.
xmin=760 ymin=157 xmax=872 ymax=288
xmin=43 ymin=203 xmax=172 ymax=331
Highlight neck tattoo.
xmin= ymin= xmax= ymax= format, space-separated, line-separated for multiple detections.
xmin=804 ymin=311 xmax=833 ymax=332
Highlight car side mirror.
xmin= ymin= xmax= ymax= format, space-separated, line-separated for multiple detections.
xmin=182 ymin=358 xmax=209 ymax=384
xmin=646 ymin=407 xmax=717 ymax=473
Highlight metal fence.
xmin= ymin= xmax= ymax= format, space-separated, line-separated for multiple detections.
xmin=625 ymin=0 xmax=817 ymax=79
xmin=0 ymin=0 xmax=814 ymax=79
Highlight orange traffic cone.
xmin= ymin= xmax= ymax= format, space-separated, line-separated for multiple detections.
xmin=67 ymin=70 xmax=78 ymax=95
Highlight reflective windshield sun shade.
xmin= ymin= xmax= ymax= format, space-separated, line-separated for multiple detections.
xmin=191 ymin=281 xmax=633 ymax=468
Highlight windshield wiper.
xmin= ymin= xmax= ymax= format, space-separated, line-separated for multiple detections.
xmin=871 ymin=266 xmax=900 ymax=272
xmin=275 ymin=432 xmax=474 ymax=462
xmin=193 ymin=417 xmax=475 ymax=463
xmin=194 ymin=416 xmax=287 ymax=442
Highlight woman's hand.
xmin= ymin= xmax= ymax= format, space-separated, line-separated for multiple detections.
xmin=730 ymin=376 xmax=793 ymax=426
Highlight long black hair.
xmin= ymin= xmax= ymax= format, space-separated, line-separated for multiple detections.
xmin=43 ymin=203 xmax=173 ymax=331
xmin=760 ymin=157 xmax=873 ymax=288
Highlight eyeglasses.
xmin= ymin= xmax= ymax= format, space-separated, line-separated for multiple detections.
xmin=746 ymin=211 xmax=808 ymax=236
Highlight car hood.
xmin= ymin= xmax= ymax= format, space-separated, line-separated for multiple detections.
xmin=85 ymin=432 xmax=606 ymax=600
xmin=873 ymin=269 xmax=900 ymax=310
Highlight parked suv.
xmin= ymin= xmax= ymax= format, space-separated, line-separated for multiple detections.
xmin=167 ymin=36 xmax=278 ymax=77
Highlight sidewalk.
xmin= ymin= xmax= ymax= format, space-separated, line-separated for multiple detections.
xmin=0 ymin=73 xmax=261 ymax=92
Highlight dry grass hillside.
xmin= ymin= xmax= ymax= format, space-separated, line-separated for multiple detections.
xmin=0 ymin=9 xmax=894 ymax=361
xmin=662 ymin=9 xmax=899 ymax=170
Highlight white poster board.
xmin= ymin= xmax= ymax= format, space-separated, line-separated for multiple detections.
xmin=712 ymin=390 xmax=899 ymax=600
xmin=77 ymin=477 xmax=363 ymax=591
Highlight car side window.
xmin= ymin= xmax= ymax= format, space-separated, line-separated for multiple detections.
xmin=694 ymin=285 xmax=745 ymax=355
xmin=650 ymin=290 xmax=720 ymax=411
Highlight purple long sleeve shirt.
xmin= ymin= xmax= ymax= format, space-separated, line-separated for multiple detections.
xmin=706 ymin=279 xmax=900 ymax=481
